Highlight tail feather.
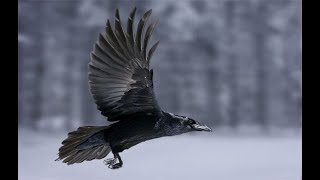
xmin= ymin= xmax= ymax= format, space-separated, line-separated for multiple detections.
xmin=56 ymin=126 xmax=111 ymax=165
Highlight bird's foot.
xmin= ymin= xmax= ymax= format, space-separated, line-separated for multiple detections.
xmin=108 ymin=163 xmax=122 ymax=169
xmin=103 ymin=158 xmax=122 ymax=169
xmin=104 ymin=158 xmax=116 ymax=165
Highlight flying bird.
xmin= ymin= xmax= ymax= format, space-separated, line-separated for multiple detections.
xmin=56 ymin=8 xmax=212 ymax=169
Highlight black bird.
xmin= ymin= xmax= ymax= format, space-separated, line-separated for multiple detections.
xmin=56 ymin=8 xmax=212 ymax=169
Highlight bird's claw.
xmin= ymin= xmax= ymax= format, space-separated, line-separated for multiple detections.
xmin=104 ymin=158 xmax=122 ymax=169
xmin=108 ymin=163 xmax=122 ymax=169
xmin=104 ymin=158 xmax=116 ymax=165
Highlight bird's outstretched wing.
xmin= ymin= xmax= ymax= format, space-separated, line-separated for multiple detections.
xmin=89 ymin=8 xmax=161 ymax=122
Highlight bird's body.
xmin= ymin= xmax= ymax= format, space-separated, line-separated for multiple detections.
xmin=56 ymin=8 xmax=212 ymax=169
xmin=106 ymin=112 xmax=163 ymax=153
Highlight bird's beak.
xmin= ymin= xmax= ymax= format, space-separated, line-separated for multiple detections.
xmin=191 ymin=123 xmax=212 ymax=132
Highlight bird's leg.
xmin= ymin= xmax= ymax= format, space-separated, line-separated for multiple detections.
xmin=104 ymin=153 xmax=123 ymax=169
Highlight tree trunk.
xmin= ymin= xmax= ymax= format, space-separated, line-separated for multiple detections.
xmin=225 ymin=1 xmax=239 ymax=128
xmin=253 ymin=2 xmax=269 ymax=131
xmin=30 ymin=2 xmax=45 ymax=130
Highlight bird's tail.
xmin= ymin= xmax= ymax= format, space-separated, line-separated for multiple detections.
xmin=55 ymin=126 xmax=111 ymax=165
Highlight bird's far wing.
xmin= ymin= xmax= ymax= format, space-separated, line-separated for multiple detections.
xmin=89 ymin=8 xmax=161 ymax=122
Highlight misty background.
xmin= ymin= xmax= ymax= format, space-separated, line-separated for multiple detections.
xmin=18 ymin=0 xmax=301 ymax=180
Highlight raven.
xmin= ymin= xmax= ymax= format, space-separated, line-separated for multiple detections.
xmin=56 ymin=8 xmax=212 ymax=169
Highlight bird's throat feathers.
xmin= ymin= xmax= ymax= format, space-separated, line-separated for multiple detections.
xmin=154 ymin=112 xmax=191 ymax=136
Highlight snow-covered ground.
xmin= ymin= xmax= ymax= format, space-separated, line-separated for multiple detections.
xmin=18 ymin=128 xmax=301 ymax=180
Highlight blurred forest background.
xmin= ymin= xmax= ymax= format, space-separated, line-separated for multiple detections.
xmin=18 ymin=0 xmax=301 ymax=134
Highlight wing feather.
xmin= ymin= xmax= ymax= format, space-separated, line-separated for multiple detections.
xmin=89 ymin=8 xmax=161 ymax=121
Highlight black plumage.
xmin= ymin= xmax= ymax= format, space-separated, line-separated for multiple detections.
xmin=56 ymin=8 xmax=212 ymax=169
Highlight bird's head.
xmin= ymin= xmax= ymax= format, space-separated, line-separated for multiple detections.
xmin=168 ymin=113 xmax=212 ymax=132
